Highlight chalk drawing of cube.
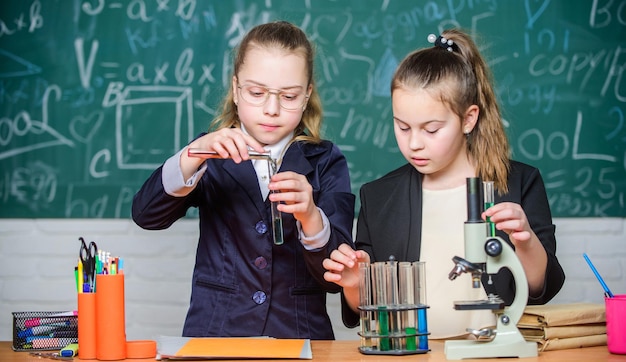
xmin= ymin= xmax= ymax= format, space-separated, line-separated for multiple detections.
xmin=115 ymin=86 xmax=194 ymax=169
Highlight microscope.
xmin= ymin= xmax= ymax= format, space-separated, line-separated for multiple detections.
xmin=444 ymin=177 xmax=537 ymax=360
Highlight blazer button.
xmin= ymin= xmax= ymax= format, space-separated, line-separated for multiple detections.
xmin=255 ymin=221 xmax=268 ymax=234
xmin=252 ymin=291 xmax=267 ymax=304
xmin=254 ymin=256 xmax=268 ymax=269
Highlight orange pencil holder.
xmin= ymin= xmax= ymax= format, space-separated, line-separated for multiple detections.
xmin=77 ymin=292 xmax=97 ymax=359
xmin=95 ymin=274 xmax=127 ymax=360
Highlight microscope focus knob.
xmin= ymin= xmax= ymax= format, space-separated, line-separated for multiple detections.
xmin=485 ymin=238 xmax=502 ymax=257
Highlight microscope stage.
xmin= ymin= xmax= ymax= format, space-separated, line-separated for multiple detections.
xmin=453 ymin=299 xmax=505 ymax=310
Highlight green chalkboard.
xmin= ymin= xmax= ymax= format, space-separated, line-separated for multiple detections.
xmin=1 ymin=0 xmax=625 ymax=218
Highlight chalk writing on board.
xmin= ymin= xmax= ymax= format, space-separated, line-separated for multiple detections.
xmin=0 ymin=85 xmax=74 ymax=161
xmin=0 ymin=0 xmax=624 ymax=218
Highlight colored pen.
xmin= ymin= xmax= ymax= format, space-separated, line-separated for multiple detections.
xmin=25 ymin=311 xmax=78 ymax=328
xmin=60 ymin=343 xmax=79 ymax=357
xmin=18 ymin=323 xmax=73 ymax=338
xmin=50 ymin=330 xmax=78 ymax=338
xmin=583 ymin=253 xmax=614 ymax=298
xmin=25 ymin=333 xmax=78 ymax=342
xmin=77 ymin=259 xmax=84 ymax=294
xmin=31 ymin=337 xmax=70 ymax=349
xmin=74 ymin=266 xmax=79 ymax=294
xmin=26 ymin=330 xmax=78 ymax=341
xmin=25 ymin=335 xmax=54 ymax=343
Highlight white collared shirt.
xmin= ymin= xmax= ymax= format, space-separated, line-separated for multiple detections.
xmin=243 ymin=126 xmax=292 ymax=200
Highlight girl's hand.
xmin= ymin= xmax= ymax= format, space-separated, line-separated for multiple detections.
xmin=483 ymin=202 xmax=534 ymax=248
xmin=180 ymin=128 xmax=265 ymax=181
xmin=322 ymin=244 xmax=370 ymax=289
xmin=189 ymin=128 xmax=266 ymax=163
xmin=268 ymin=171 xmax=321 ymax=234
xmin=483 ymin=202 xmax=549 ymax=294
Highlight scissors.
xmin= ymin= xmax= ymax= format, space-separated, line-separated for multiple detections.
xmin=29 ymin=352 xmax=73 ymax=360
xmin=79 ymin=237 xmax=98 ymax=292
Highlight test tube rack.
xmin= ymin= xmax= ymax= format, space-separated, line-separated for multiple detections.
xmin=357 ymin=260 xmax=430 ymax=355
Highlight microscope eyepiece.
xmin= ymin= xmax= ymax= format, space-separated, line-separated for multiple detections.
xmin=466 ymin=177 xmax=483 ymax=223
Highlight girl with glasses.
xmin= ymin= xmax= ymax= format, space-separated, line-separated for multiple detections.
xmin=132 ymin=21 xmax=355 ymax=340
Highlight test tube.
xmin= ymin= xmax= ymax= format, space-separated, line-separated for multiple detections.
xmin=187 ymin=148 xmax=272 ymax=160
xmin=267 ymin=158 xmax=284 ymax=245
xmin=358 ymin=262 xmax=373 ymax=349
xmin=483 ymin=181 xmax=496 ymax=237
xmin=385 ymin=260 xmax=400 ymax=350
xmin=398 ymin=262 xmax=416 ymax=351
xmin=413 ymin=261 xmax=428 ymax=351
xmin=371 ymin=262 xmax=390 ymax=351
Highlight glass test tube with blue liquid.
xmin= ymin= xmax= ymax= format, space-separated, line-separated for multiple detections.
xmin=400 ymin=261 xmax=428 ymax=351
xmin=414 ymin=261 xmax=428 ymax=351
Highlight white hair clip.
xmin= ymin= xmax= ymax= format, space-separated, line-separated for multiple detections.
xmin=427 ymin=33 xmax=458 ymax=52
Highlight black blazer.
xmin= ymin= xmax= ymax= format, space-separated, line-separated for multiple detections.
xmin=342 ymin=160 xmax=565 ymax=328
xmin=133 ymin=138 xmax=355 ymax=339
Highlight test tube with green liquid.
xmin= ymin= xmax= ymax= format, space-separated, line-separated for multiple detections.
xmin=267 ymin=158 xmax=284 ymax=245
xmin=398 ymin=262 xmax=416 ymax=351
xmin=483 ymin=181 xmax=496 ymax=237
xmin=385 ymin=260 xmax=400 ymax=350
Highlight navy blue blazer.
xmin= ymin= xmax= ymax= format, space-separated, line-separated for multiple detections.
xmin=132 ymin=139 xmax=355 ymax=340
xmin=342 ymin=160 xmax=565 ymax=328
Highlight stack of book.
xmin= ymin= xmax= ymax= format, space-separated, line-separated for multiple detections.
xmin=518 ymin=303 xmax=606 ymax=351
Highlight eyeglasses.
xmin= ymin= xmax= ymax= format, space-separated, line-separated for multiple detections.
xmin=237 ymin=84 xmax=309 ymax=111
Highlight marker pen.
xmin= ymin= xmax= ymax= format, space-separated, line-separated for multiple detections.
xmin=60 ymin=343 xmax=79 ymax=357
xmin=18 ymin=324 xmax=75 ymax=338
xmin=25 ymin=330 xmax=78 ymax=341
xmin=32 ymin=338 xmax=64 ymax=349
xmin=77 ymin=259 xmax=84 ymax=294
xmin=25 ymin=310 xmax=78 ymax=328
xmin=74 ymin=266 xmax=79 ymax=293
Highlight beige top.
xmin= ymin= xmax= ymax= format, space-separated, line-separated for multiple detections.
xmin=420 ymin=185 xmax=496 ymax=339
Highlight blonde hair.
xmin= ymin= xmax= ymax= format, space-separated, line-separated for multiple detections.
xmin=211 ymin=21 xmax=323 ymax=144
xmin=391 ymin=28 xmax=510 ymax=193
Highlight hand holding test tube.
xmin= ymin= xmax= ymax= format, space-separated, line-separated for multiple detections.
xmin=188 ymin=148 xmax=284 ymax=245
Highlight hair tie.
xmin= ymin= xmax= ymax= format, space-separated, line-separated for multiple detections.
xmin=427 ymin=33 xmax=459 ymax=52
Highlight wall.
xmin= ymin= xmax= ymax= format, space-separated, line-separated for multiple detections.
xmin=1 ymin=217 xmax=624 ymax=342
xmin=2 ymin=0 xmax=626 ymax=218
